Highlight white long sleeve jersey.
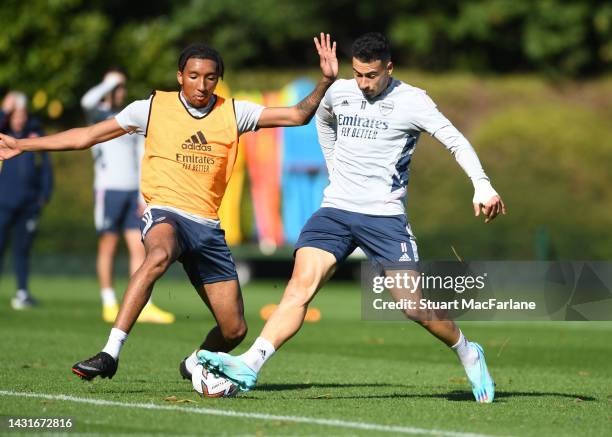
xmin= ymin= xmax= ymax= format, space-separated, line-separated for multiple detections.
xmin=316 ymin=78 xmax=491 ymax=216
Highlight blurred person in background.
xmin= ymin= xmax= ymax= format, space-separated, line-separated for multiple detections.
xmin=0 ymin=91 xmax=52 ymax=309
xmin=81 ymin=69 xmax=175 ymax=324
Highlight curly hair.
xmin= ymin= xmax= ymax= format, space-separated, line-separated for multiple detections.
xmin=178 ymin=43 xmax=224 ymax=78
xmin=351 ymin=32 xmax=391 ymax=63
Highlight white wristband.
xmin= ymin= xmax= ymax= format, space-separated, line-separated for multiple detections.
xmin=472 ymin=178 xmax=498 ymax=204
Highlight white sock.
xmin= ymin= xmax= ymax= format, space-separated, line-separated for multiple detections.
xmin=102 ymin=328 xmax=128 ymax=360
xmin=185 ymin=350 xmax=199 ymax=374
xmin=16 ymin=289 xmax=29 ymax=300
xmin=101 ymin=288 xmax=117 ymax=306
xmin=239 ymin=337 xmax=275 ymax=373
xmin=451 ymin=330 xmax=479 ymax=368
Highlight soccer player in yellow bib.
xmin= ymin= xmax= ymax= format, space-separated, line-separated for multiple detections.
xmin=0 ymin=33 xmax=338 ymax=382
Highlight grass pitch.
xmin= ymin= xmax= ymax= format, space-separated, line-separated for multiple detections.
xmin=1 ymin=275 xmax=611 ymax=436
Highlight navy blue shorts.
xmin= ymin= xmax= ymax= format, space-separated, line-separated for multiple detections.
xmin=295 ymin=207 xmax=419 ymax=268
xmin=140 ymin=208 xmax=238 ymax=287
xmin=94 ymin=189 xmax=141 ymax=234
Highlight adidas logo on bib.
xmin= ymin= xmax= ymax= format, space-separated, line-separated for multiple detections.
xmin=181 ymin=130 xmax=211 ymax=151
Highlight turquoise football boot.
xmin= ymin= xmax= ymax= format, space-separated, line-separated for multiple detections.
xmin=464 ymin=342 xmax=495 ymax=403
xmin=197 ymin=350 xmax=257 ymax=391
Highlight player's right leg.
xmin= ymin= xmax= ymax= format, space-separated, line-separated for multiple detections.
xmin=122 ymin=191 xmax=174 ymax=323
xmin=198 ymin=208 xmax=353 ymax=391
xmin=72 ymin=211 xmax=182 ymax=381
xmin=124 ymin=228 xmax=175 ymax=324
xmin=260 ymin=247 xmax=337 ymax=348
xmin=198 ymin=247 xmax=337 ymax=390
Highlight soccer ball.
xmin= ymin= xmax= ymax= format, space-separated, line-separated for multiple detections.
xmin=191 ymin=364 xmax=239 ymax=398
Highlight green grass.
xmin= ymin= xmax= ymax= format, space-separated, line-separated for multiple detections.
xmin=1 ymin=275 xmax=611 ymax=435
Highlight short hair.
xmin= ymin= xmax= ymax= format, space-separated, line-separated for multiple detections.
xmin=178 ymin=43 xmax=224 ymax=78
xmin=351 ymin=32 xmax=391 ymax=63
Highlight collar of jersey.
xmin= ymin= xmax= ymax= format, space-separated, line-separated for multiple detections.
xmin=178 ymin=91 xmax=217 ymax=119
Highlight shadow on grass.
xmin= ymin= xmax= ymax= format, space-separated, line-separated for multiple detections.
xmin=257 ymin=384 xmax=597 ymax=402
xmin=258 ymin=382 xmax=418 ymax=391
xmin=444 ymin=390 xmax=596 ymax=403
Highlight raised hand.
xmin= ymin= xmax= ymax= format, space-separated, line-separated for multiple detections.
xmin=0 ymin=133 xmax=22 ymax=160
xmin=314 ymin=33 xmax=338 ymax=82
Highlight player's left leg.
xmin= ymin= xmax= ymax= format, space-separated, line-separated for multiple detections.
xmin=199 ymin=279 xmax=247 ymax=351
xmin=175 ymin=219 xmax=246 ymax=380
xmin=10 ymin=203 xmax=40 ymax=309
xmin=356 ymin=214 xmax=494 ymax=403
xmin=180 ymin=278 xmax=248 ymax=379
xmin=386 ymin=270 xmax=494 ymax=403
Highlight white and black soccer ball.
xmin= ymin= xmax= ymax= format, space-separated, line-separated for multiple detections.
xmin=191 ymin=364 xmax=239 ymax=398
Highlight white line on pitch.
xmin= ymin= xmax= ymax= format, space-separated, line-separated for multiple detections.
xmin=0 ymin=390 xmax=500 ymax=437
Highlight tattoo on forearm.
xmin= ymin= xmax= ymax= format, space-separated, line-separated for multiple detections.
xmin=296 ymin=79 xmax=333 ymax=124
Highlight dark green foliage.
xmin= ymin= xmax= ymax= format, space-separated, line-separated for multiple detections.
xmin=0 ymin=1 xmax=610 ymax=111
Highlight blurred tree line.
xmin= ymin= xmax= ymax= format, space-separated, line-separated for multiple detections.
xmin=1 ymin=0 xmax=611 ymax=261
xmin=1 ymin=0 xmax=611 ymax=113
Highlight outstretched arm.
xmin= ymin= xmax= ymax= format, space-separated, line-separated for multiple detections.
xmin=0 ymin=118 xmax=126 ymax=160
xmin=413 ymin=92 xmax=506 ymax=223
xmin=433 ymin=125 xmax=506 ymax=223
xmin=257 ymin=33 xmax=338 ymax=128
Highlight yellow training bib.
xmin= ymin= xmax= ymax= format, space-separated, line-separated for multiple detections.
xmin=142 ymin=91 xmax=239 ymax=219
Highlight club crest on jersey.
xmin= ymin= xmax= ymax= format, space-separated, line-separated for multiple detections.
xmin=379 ymin=101 xmax=394 ymax=116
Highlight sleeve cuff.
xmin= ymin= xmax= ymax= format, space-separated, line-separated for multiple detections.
xmin=472 ymin=178 xmax=498 ymax=204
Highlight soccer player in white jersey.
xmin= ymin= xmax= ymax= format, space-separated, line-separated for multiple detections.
xmin=81 ymin=69 xmax=175 ymax=324
xmin=197 ymin=33 xmax=505 ymax=403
